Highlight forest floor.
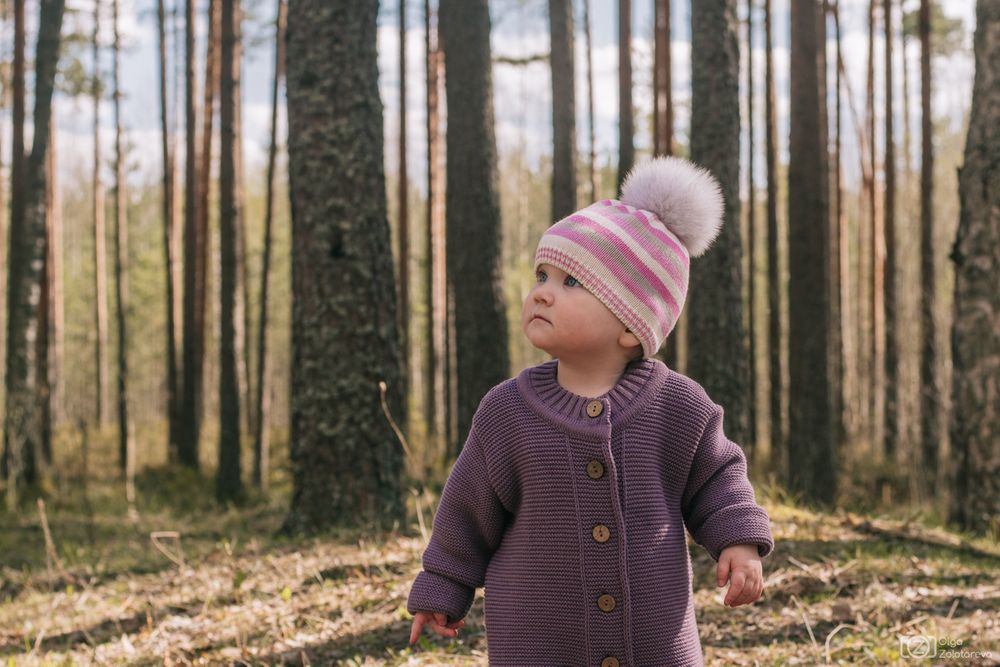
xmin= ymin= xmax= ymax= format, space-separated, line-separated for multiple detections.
xmin=1 ymin=452 xmax=998 ymax=666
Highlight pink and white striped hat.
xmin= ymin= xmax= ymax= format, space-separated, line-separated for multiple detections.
xmin=533 ymin=156 xmax=724 ymax=359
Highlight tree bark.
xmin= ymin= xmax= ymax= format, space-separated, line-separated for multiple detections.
xmin=3 ymin=0 xmax=66 ymax=504
xmin=655 ymin=0 xmax=679 ymax=371
xmin=218 ymin=0 xmax=243 ymax=503
xmin=93 ymin=0 xmax=109 ymax=428
xmin=653 ymin=0 xmax=673 ymax=158
xmin=111 ymin=0 xmax=134 ymax=508
xmin=253 ymin=0 xmax=285 ymax=491
xmin=616 ymin=0 xmax=633 ymax=194
xmin=764 ymin=0 xmax=785 ymax=471
xmin=867 ymin=0 xmax=886 ymax=459
xmin=549 ymin=0 xmax=577 ymax=221
xmin=180 ymin=0 xmax=205 ymax=468
xmin=883 ymin=0 xmax=899 ymax=464
xmin=746 ymin=0 xmax=757 ymax=459
xmin=423 ymin=0 xmax=446 ymax=456
xmin=283 ymin=0 xmax=406 ymax=532
xmin=787 ymin=0 xmax=836 ymax=504
xmin=157 ymin=0 xmax=181 ymax=463
xmin=37 ymin=117 xmax=56 ymax=469
xmin=583 ymin=0 xmax=597 ymax=202
xmin=439 ymin=0 xmax=510 ymax=456
xmin=688 ymin=0 xmax=752 ymax=451
xmin=948 ymin=0 xmax=999 ymax=536
xmin=397 ymin=0 xmax=410 ymax=429
xmin=918 ymin=0 xmax=940 ymax=497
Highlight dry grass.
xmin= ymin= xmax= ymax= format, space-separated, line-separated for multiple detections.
xmin=1 ymin=463 xmax=999 ymax=666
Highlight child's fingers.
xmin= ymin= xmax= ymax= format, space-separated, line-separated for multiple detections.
xmin=730 ymin=574 xmax=763 ymax=606
xmin=409 ymin=617 xmax=424 ymax=644
xmin=724 ymin=570 xmax=746 ymax=605
xmin=430 ymin=613 xmax=460 ymax=638
xmin=716 ymin=552 xmax=732 ymax=587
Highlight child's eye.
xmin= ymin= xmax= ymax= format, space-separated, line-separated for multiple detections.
xmin=536 ymin=271 xmax=579 ymax=287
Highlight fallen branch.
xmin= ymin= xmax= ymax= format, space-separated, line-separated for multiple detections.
xmin=150 ymin=531 xmax=185 ymax=569
xmin=37 ymin=499 xmax=78 ymax=588
xmin=823 ymin=622 xmax=860 ymax=664
xmin=789 ymin=594 xmax=819 ymax=651
xmin=842 ymin=515 xmax=1000 ymax=561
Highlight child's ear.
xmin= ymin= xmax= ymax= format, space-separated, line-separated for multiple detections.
xmin=620 ymin=328 xmax=642 ymax=356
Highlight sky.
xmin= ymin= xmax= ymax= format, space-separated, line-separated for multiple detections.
xmin=11 ymin=0 xmax=977 ymax=198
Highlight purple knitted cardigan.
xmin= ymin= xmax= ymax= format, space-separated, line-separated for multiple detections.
xmin=407 ymin=357 xmax=774 ymax=666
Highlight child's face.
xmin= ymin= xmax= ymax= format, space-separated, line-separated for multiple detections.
xmin=522 ymin=263 xmax=641 ymax=361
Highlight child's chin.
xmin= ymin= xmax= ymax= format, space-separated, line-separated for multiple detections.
xmin=524 ymin=334 xmax=554 ymax=356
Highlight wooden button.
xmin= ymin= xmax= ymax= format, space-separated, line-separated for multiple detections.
xmin=586 ymin=460 xmax=604 ymax=479
xmin=601 ymin=658 xmax=620 ymax=667
xmin=586 ymin=400 xmax=604 ymax=417
xmin=597 ymin=594 xmax=616 ymax=612
xmin=592 ymin=524 xmax=610 ymax=543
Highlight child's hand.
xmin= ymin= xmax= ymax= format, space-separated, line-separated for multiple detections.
xmin=716 ymin=544 xmax=764 ymax=607
xmin=409 ymin=610 xmax=465 ymax=644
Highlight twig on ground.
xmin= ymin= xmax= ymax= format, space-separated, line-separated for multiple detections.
xmin=790 ymin=594 xmax=819 ymax=650
xmin=37 ymin=499 xmax=78 ymax=588
xmin=823 ymin=623 xmax=859 ymax=664
xmin=889 ymin=614 xmax=930 ymax=633
xmin=150 ymin=531 xmax=186 ymax=569
xmin=411 ymin=487 xmax=428 ymax=544
xmin=379 ymin=381 xmax=413 ymax=462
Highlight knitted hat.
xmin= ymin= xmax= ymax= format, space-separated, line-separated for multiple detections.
xmin=533 ymin=156 xmax=724 ymax=359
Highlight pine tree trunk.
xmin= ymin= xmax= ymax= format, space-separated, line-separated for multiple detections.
xmin=764 ymin=0 xmax=784 ymax=471
xmin=616 ymin=0 xmax=633 ymax=194
xmin=689 ymin=0 xmax=751 ymax=450
xmin=549 ymin=0 xmax=577 ymax=221
xmin=158 ymin=0 xmax=181 ymax=463
xmin=787 ymin=0 xmax=836 ymax=504
xmin=112 ymin=0 xmax=133 ymax=501
xmin=832 ymin=1 xmax=854 ymax=452
xmin=0 ymin=0 xmax=8 ymax=416
xmin=423 ymin=0 xmax=446 ymax=458
xmin=253 ymin=0 xmax=285 ymax=491
xmin=283 ymin=0 xmax=405 ymax=532
xmin=3 ymin=0 xmax=65 ymax=504
xmin=746 ymin=0 xmax=757 ymax=460
xmin=654 ymin=0 xmax=679 ymax=371
xmin=93 ymin=0 xmax=109 ymax=428
xmin=47 ymin=113 xmax=64 ymax=434
xmin=653 ymin=0 xmax=673 ymax=158
xmin=200 ymin=0 xmax=221 ymax=432
xmin=948 ymin=0 xmax=999 ymax=536
xmin=883 ymin=0 xmax=899 ymax=466
xmin=217 ymin=0 xmax=243 ymax=503
xmin=439 ymin=0 xmax=509 ymax=455
xmin=583 ymin=0 xmax=598 ymax=202
xmin=918 ymin=0 xmax=940 ymax=497
xmin=180 ymin=0 xmax=205 ymax=468
xmin=37 ymin=118 xmax=54 ymax=469
xmin=397 ymin=0 xmax=410 ymax=429
xmin=867 ymin=0 xmax=886 ymax=462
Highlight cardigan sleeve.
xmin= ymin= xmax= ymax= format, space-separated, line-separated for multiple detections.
xmin=406 ymin=426 xmax=508 ymax=623
xmin=680 ymin=403 xmax=774 ymax=562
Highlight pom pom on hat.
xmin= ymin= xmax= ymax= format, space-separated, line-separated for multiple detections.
xmin=619 ymin=156 xmax=724 ymax=258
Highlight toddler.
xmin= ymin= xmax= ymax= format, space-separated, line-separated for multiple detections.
xmin=406 ymin=157 xmax=774 ymax=666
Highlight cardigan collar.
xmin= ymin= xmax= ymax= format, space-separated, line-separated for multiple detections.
xmin=515 ymin=356 xmax=669 ymax=440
